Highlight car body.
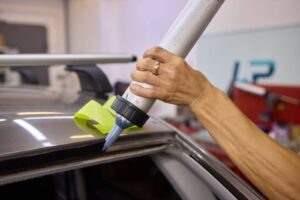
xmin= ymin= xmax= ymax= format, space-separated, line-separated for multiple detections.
xmin=0 ymin=55 xmax=264 ymax=200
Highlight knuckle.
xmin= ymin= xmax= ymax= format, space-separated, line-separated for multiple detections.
xmin=143 ymin=46 xmax=162 ymax=57
xmin=161 ymin=92 xmax=170 ymax=101
xmin=173 ymin=58 xmax=183 ymax=68
xmin=169 ymin=69 xmax=177 ymax=80
xmin=137 ymin=58 xmax=152 ymax=70
xmin=136 ymin=60 xmax=144 ymax=70
xmin=130 ymin=84 xmax=139 ymax=94
xmin=144 ymin=57 xmax=155 ymax=66
xmin=152 ymin=46 xmax=163 ymax=53
xmin=170 ymin=59 xmax=183 ymax=74
xmin=130 ymin=71 xmax=137 ymax=80
xmin=148 ymin=90 xmax=155 ymax=97
xmin=140 ymin=72 xmax=149 ymax=82
xmin=135 ymin=86 xmax=142 ymax=94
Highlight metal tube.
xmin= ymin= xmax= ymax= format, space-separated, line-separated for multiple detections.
xmin=160 ymin=0 xmax=224 ymax=57
xmin=0 ymin=54 xmax=137 ymax=67
xmin=123 ymin=0 xmax=225 ymax=112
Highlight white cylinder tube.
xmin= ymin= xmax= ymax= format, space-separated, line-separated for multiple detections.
xmin=122 ymin=0 xmax=224 ymax=113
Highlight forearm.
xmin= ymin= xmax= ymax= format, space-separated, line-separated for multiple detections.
xmin=190 ymin=87 xmax=300 ymax=200
xmin=130 ymin=47 xmax=300 ymax=199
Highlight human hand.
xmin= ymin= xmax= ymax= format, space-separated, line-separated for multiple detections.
xmin=130 ymin=46 xmax=215 ymax=108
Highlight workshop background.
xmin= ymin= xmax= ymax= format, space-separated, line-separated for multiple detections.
xmin=0 ymin=0 xmax=300 ymax=197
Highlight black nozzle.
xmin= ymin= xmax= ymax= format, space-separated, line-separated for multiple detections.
xmin=111 ymin=95 xmax=149 ymax=127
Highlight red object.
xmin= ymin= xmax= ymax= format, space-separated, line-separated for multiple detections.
xmin=232 ymin=84 xmax=300 ymax=130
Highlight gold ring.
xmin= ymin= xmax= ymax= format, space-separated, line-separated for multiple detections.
xmin=152 ymin=62 xmax=160 ymax=75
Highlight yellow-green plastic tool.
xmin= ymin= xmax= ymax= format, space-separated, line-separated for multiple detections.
xmin=74 ymin=96 xmax=138 ymax=137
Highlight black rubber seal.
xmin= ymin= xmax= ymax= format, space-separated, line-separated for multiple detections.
xmin=111 ymin=95 xmax=149 ymax=127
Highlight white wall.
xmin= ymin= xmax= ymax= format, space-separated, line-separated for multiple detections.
xmin=205 ymin=0 xmax=300 ymax=34
xmin=68 ymin=0 xmax=102 ymax=53
xmin=68 ymin=0 xmax=187 ymax=84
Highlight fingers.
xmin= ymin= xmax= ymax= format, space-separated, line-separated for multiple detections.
xmin=130 ymin=84 xmax=160 ymax=99
xmin=143 ymin=46 xmax=173 ymax=63
xmin=131 ymin=70 xmax=161 ymax=86
xmin=131 ymin=46 xmax=204 ymax=106
xmin=136 ymin=57 xmax=158 ymax=71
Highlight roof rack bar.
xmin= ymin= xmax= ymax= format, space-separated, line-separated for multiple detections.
xmin=0 ymin=54 xmax=137 ymax=67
